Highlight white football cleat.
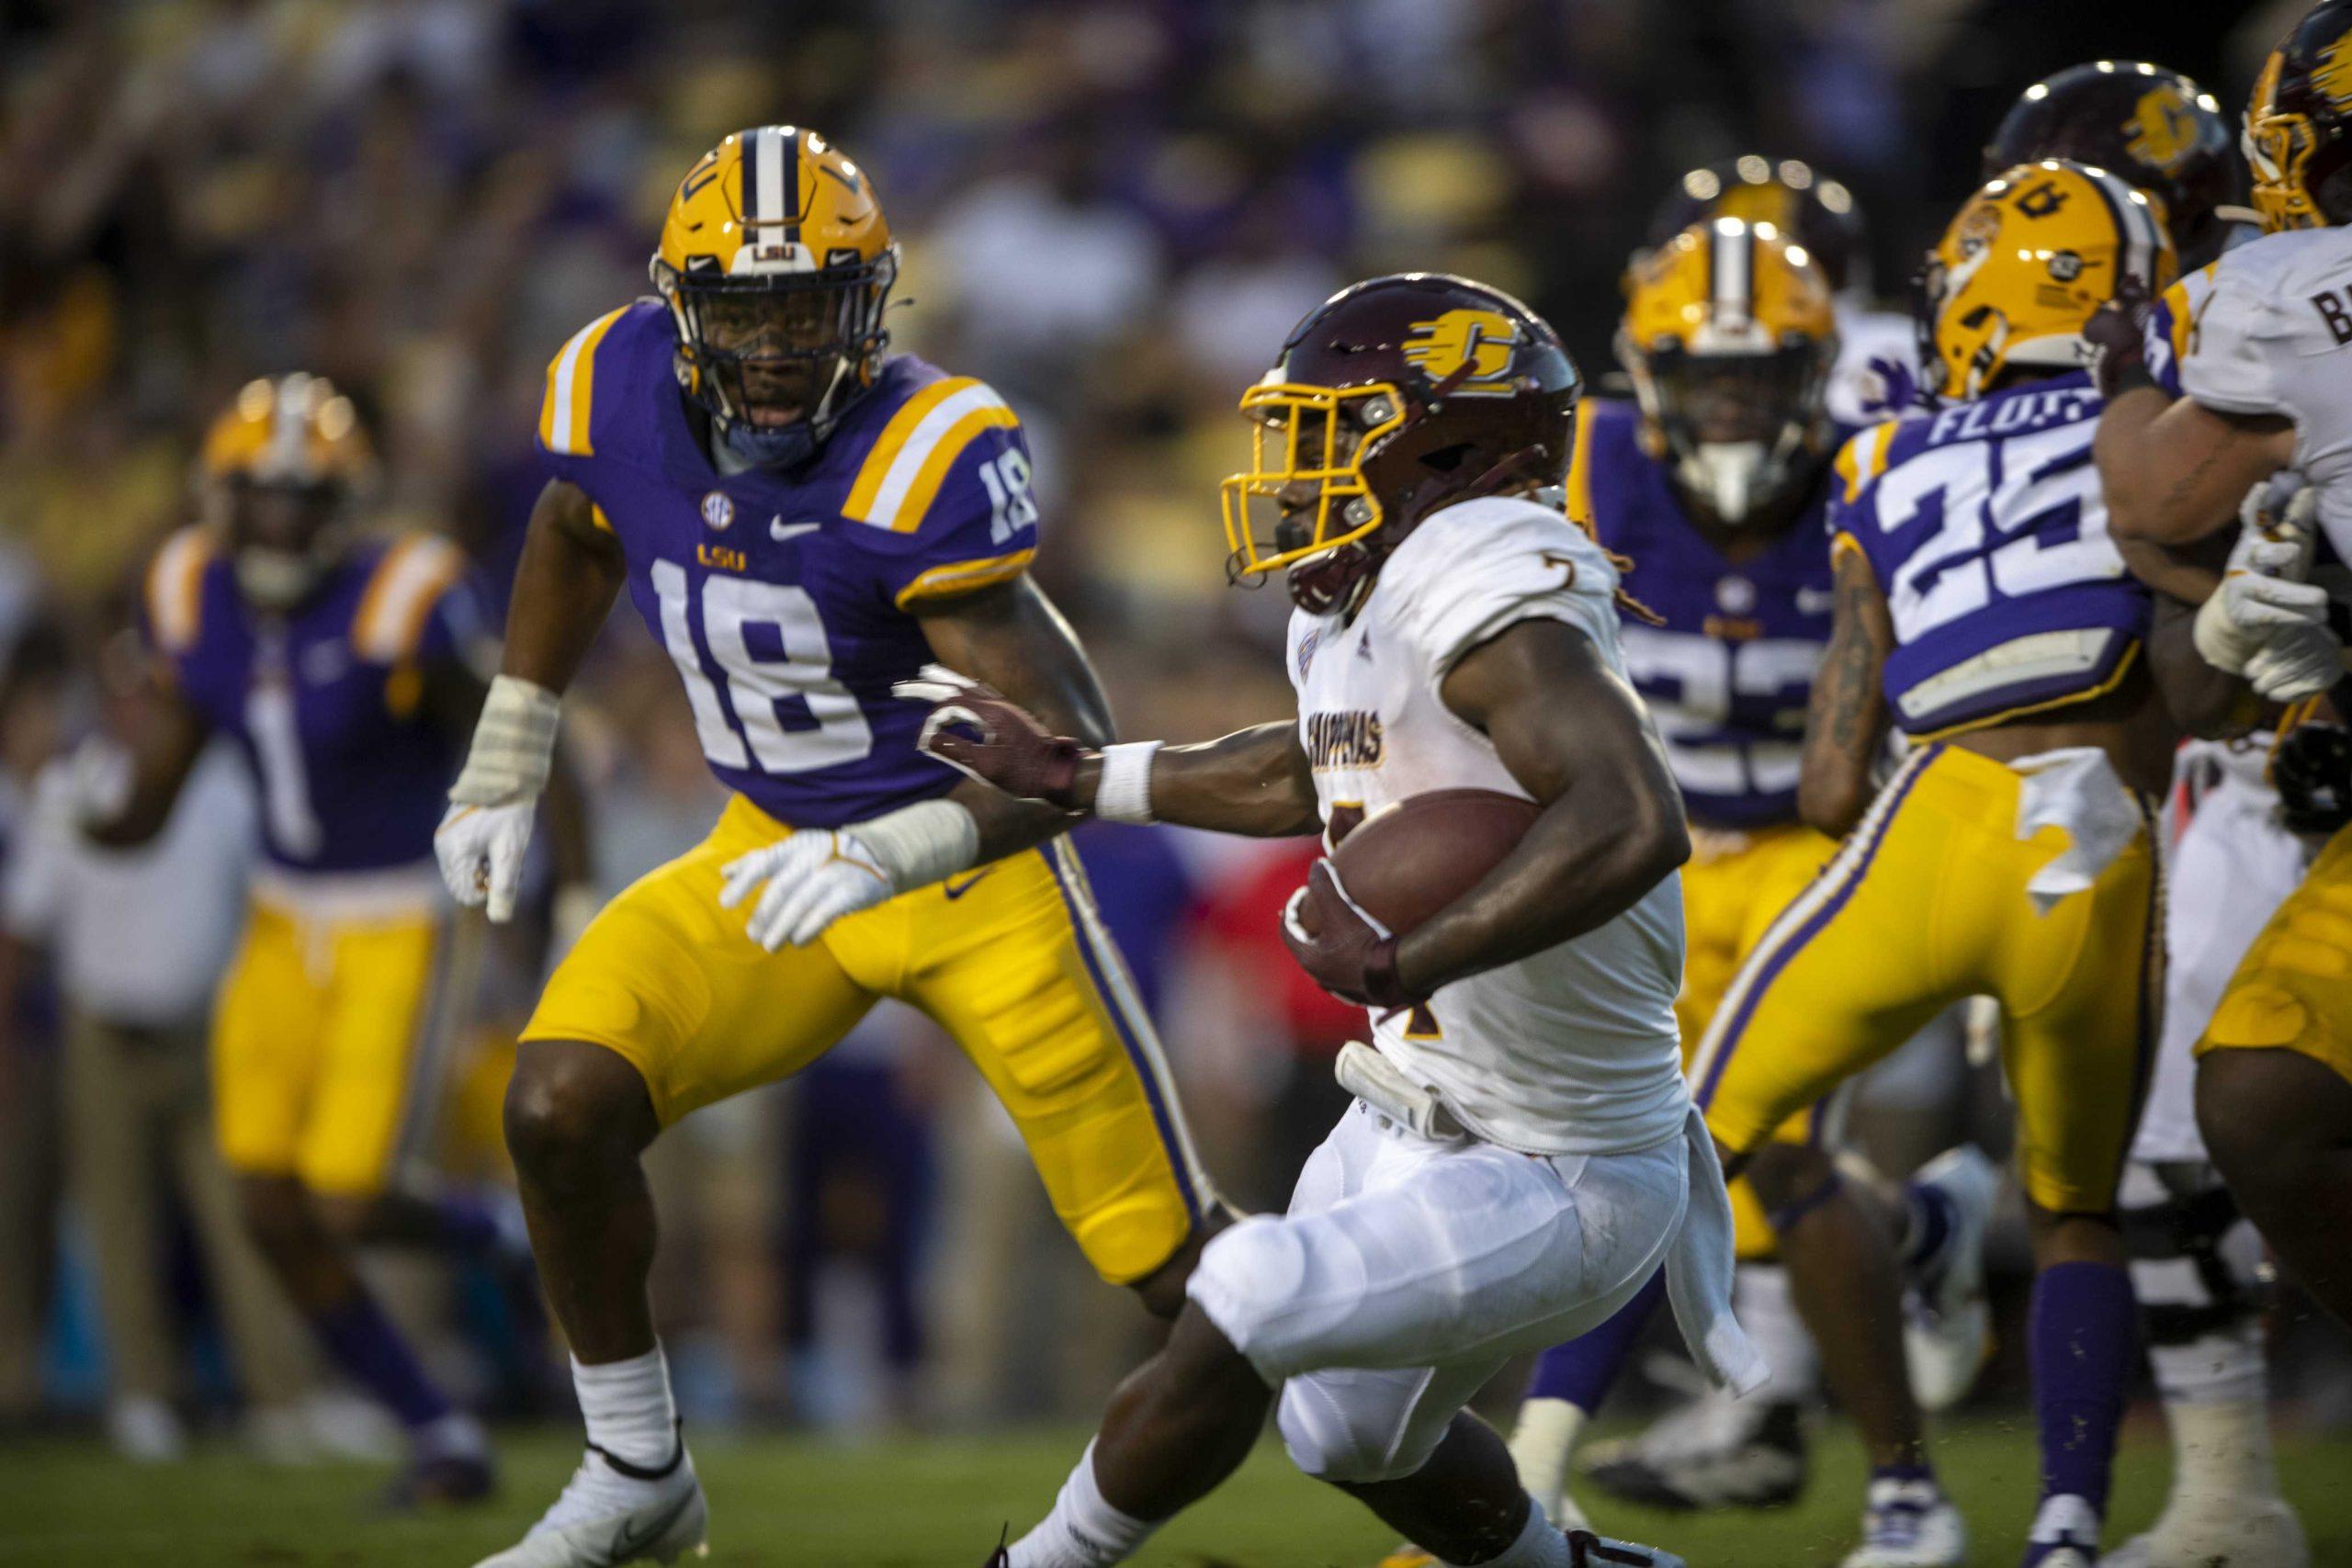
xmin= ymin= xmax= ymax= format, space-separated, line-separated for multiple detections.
xmin=2105 ymin=1495 xmax=2310 ymax=1568
xmin=1901 ymin=1145 xmax=2000 ymax=1412
xmin=473 ymin=1444 xmax=707 ymax=1567
xmin=1840 ymin=1476 xmax=1966 ymax=1568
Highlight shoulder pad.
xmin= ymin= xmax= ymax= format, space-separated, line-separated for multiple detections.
xmin=842 ymin=375 xmax=1020 ymax=534
xmin=539 ymin=301 xmax=656 ymax=459
xmin=143 ymin=526 xmax=217 ymax=656
xmin=352 ymin=533 xmax=468 ymax=664
xmin=1832 ymin=419 xmax=1904 ymax=505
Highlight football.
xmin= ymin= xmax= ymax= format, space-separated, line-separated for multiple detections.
xmin=1327 ymin=789 xmax=1542 ymax=934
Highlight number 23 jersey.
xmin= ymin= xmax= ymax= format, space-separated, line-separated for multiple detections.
xmin=1831 ymin=370 xmax=2148 ymax=739
xmin=537 ymin=299 xmax=1042 ymax=828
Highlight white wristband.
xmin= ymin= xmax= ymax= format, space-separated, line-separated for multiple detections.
xmin=854 ymin=798 xmax=980 ymax=893
xmin=1096 ymin=740 xmax=1161 ymax=825
xmin=450 ymin=675 xmax=560 ymax=806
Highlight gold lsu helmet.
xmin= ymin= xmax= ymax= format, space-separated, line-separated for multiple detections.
xmin=198 ymin=374 xmax=377 ymax=608
xmin=1920 ymin=160 xmax=2176 ymax=402
xmin=1618 ymin=219 xmax=1839 ymax=524
xmin=650 ymin=125 xmax=899 ymax=468
xmin=2245 ymin=0 xmax=2352 ymax=231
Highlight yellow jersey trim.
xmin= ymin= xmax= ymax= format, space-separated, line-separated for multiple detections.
xmin=1905 ymin=638 xmax=2143 ymax=742
xmin=589 ymin=503 xmax=615 ymax=534
xmin=1834 ymin=421 xmax=1899 ymax=505
xmin=892 ymin=547 xmax=1037 ymax=609
xmin=540 ymin=307 xmax=630 ymax=457
xmin=145 ymin=526 xmax=214 ymax=655
xmin=354 ymin=535 xmax=466 ymax=663
xmin=845 ymin=377 xmax=1019 ymax=532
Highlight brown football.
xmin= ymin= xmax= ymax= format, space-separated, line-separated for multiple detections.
xmin=1326 ymin=788 xmax=1542 ymax=935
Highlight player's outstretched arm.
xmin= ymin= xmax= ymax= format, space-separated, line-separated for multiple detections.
xmin=1796 ymin=544 xmax=1894 ymax=839
xmin=436 ymin=479 xmax=624 ymax=921
xmin=1373 ymin=616 xmax=1690 ymax=998
xmin=910 ymin=574 xmax=1117 ymax=863
xmin=899 ymin=658 xmax=1320 ymax=839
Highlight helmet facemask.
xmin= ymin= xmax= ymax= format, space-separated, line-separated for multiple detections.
xmin=1629 ymin=344 xmax=1828 ymax=524
xmin=655 ymin=250 xmax=897 ymax=469
xmin=1220 ymin=380 xmax=1408 ymax=613
xmin=209 ymin=475 xmax=356 ymax=612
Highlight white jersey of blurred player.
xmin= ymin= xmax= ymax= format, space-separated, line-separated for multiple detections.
xmin=1284 ymin=495 xmax=1687 ymax=1156
xmin=2135 ymin=740 xmax=2305 ymax=1165
xmin=1187 ymin=491 xmax=1754 ymax=1496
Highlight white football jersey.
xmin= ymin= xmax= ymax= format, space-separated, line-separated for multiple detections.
xmin=1285 ymin=492 xmax=1688 ymax=1156
xmin=2170 ymin=226 xmax=2352 ymax=561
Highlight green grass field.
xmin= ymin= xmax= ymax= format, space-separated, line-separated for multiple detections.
xmin=4 ymin=1419 xmax=2348 ymax=1566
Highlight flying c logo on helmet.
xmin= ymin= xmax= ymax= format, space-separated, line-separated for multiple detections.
xmin=2316 ymin=28 xmax=2352 ymax=109
xmin=2124 ymin=84 xmax=2200 ymax=169
xmin=1402 ymin=310 xmax=1520 ymax=391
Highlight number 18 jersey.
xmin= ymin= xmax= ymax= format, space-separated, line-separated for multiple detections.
xmin=1830 ymin=370 xmax=2149 ymax=739
xmin=537 ymin=299 xmax=1043 ymax=829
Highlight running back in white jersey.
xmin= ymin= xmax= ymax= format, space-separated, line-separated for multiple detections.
xmin=2155 ymin=225 xmax=2352 ymax=559
xmin=1284 ymin=492 xmax=1689 ymax=1157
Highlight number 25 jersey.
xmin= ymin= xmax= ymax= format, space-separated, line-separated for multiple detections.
xmin=537 ymin=300 xmax=1042 ymax=829
xmin=1830 ymin=370 xmax=2149 ymax=739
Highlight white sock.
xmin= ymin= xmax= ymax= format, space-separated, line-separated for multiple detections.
xmin=1449 ymin=1498 xmax=1570 ymax=1568
xmin=1506 ymin=1398 xmax=1588 ymax=1523
xmin=1008 ymin=1440 xmax=1159 ymax=1568
xmin=573 ymin=1347 xmax=678 ymax=1472
xmin=2029 ymin=1494 xmax=2099 ymax=1545
xmin=414 ymin=1411 xmax=487 ymax=1461
xmin=1735 ymin=1263 xmax=1819 ymax=1404
xmin=2162 ymin=1396 xmax=2280 ymax=1501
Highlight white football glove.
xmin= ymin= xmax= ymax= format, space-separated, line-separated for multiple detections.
xmin=2194 ymin=480 xmax=2328 ymax=678
xmin=719 ymin=829 xmax=894 ymax=952
xmin=716 ymin=799 xmax=981 ymax=952
xmin=437 ymin=676 xmax=560 ymax=923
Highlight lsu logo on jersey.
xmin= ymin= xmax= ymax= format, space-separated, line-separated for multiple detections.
xmin=1404 ymin=310 xmax=1519 ymax=391
xmin=2126 ymin=83 xmax=2204 ymax=169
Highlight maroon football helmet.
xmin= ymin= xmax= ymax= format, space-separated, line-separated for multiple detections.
xmin=2246 ymin=0 xmax=2352 ymax=231
xmin=1220 ymin=274 xmax=1582 ymax=614
xmin=1984 ymin=61 xmax=2248 ymax=266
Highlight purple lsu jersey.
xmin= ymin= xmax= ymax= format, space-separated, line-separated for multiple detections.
xmin=1831 ymin=370 xmax=2150 ymax=739
xmin=537 ymin=301 xmax=1041 ymax=829
xmin=1574 ymin=399 xmax=1841 ymax=829
xmin=143 ymin=527 xmax=474 ymax=874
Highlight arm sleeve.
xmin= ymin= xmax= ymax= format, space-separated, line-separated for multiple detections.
xmin=1384 ymin=500 xmax=1623 ymax=675
xmin=862 ymin=409 xmax=1043 ymax=610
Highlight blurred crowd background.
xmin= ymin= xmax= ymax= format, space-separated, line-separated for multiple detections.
xmin=0 ymin=0 xmax=2342 ymax=1463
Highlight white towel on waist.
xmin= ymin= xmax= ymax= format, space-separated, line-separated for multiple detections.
xmin=2011 ymin=747 xmax=2144 ymax=916
xmin=1663 ymin=1106 xmax=1768 ymax=1395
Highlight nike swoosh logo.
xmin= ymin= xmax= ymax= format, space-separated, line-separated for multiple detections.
xmin=771 ymin=518 xmax=823 ymax=542
xmin=942 ymin=870 xmax=994 ymax=900
xmin=603 ymin=1489 xmax=695 ymax=1563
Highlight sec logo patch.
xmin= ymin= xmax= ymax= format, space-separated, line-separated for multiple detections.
xmin=701 ymin=491 xmax=735 ymax=531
